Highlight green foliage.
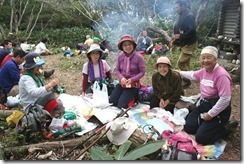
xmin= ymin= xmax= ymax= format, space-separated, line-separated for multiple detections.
xmin=20 ymin=27 xmax=94 ymax=48
xmin=90 ymin=146 xmax=114 ymax=160
xmin=89 ymin=140 xmax=164 ymax=160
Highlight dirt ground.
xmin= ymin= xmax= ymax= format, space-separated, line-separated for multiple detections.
xmin=42 ymin=52 xmax=241 ymax=160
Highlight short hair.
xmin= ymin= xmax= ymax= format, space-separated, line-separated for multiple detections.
xmin=13 ymin=49 xmax=27 ymax=58
xmin=3 ymin=40 xmax=12 ymax=46
xmin=175 ymin=0 xmax=187 ymax=7
xmin=41 ymin=38 xmax=49 ymax=43
xmin=21 ymin=38 xmax=27 ymax=43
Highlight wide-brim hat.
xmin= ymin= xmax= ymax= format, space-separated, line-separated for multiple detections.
xmin=24 ymin=52 xmax=45 ymax=70
xmin=106 ymin=117 xmax=138 ymax=145
xmin=117 ymin=35 xmax=137 ymax=51
xmin=86 ymin=44 xmax=103 ymax=58
xmin=153 ymin=56 xmax=172 ymax=69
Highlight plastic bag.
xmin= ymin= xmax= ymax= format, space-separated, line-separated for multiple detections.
xmin=92 ymin=81 xmax=111 ymax=108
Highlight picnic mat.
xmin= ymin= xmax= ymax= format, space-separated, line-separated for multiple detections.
xmin=127 ymin=103 xmax=227 ymax=160
xmin=58 ymin=94 xmax=226 ymax=159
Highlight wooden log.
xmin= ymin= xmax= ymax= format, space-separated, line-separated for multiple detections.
xmin=0 ymin=110 xmax=14 ymax=118
xmin=147 ymin=27 xmax=173 ymax=45
xmin=4 ymin=136 xmax=88 ymax=153
xmin=4 ymin=128 xmax=148 ymax=155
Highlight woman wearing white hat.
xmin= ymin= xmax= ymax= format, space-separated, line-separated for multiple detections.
xmin=81 ymin=44 xmax=112 ymax=96
xmin=178 ymin=46 xmax=232 ymax=145
xmin=150 ymin=56 xmax=184 ymax=114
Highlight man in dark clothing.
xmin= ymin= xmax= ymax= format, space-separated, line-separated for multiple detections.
xmin=0 ymin=40 xmax=13 ymax=65
xmin=171 ymin=0 xmax=197 ymax=89
xmin=0 ymin=49 xmax=26 ymax=96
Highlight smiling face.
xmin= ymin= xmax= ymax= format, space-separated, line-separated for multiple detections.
xmin=90 ymin=51 xmax=101 ymax=63
xmin=122 ymin=41 xmax=134 ymax=54
xmin=157 ymin=63 xmax=170 ymax=76
xmin=200 ymin=53 xmax=217 ymax=72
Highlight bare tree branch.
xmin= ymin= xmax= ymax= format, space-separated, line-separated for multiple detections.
xmin=27 ymin=2 xmax=44 ymax=38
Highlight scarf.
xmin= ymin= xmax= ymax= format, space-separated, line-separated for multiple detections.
xmin=24 ymin=71 xmax=44 ymax=87
xmin=174 ymin=8 xmax=190 ymax=33
xmin=88 ymin=59 xmax=104 ymax=83
xmin=123 ymin=51 xmax=135 ymax=77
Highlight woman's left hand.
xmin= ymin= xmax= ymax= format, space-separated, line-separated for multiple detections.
xmin=163 ymin=99 xmax=170 ymax=108
xmin=202 ymin=113 xmax=212 ymax=121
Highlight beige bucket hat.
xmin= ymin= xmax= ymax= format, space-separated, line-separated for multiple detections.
xmin=106 ymin=117 xmax=138 ymax=145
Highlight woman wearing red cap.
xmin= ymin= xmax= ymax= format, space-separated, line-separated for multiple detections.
xmin=109 ymin=35 xmax=145 ymax=109
xmin=150 ymin=56 xmax=184 ymax=114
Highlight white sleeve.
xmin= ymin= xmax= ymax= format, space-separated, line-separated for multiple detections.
xmin=180 ymin=71 xmax=196 ymax=80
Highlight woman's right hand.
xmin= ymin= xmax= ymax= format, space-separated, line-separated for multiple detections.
xmin=121 ymin=77 xmax=127 ymax=85
xmin=49 ymin=78 xmax=59 ymax=87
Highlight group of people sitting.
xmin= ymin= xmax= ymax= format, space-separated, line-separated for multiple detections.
xmin=76 ymin=35 xmax=110 ymax=60
xmin=81 ymin=34 xmax=233 ymax=146
xmin=0 ymin=39 xmax=56 ymax=110
xmin=0 ymin=32 xmax=234 ymax=146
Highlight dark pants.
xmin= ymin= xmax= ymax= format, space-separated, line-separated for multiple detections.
xmin=149 ymin=95 xmax=175 ymax=114
xmin=109 ymin=84 xmax=138 ymax=109
xmin=184 ymin=98 xmax=231 ymax=145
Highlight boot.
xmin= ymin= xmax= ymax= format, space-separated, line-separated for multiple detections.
xmin=182 ymin=78 xmax=191 ymax=89
xmin=44 ymin=69 xmax=55 ymax=79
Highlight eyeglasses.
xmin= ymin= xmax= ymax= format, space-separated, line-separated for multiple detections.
xmin=122 ymin=43 xmax=133 ymax=47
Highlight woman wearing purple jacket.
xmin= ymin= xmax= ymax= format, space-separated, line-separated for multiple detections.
xmin=109 ymin=35 xmax=146 ymax=109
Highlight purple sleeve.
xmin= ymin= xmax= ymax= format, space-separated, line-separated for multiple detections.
xmin=115 ymin=55 xmax=124 ymax=82
xmin=130 ymin=54 xmax=145 ymax=82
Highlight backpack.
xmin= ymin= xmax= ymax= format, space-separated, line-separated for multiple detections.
xmin=15 ymin=103 xmax=52 ymax=143
xmin=162 ymin=140 xmax=198 ymax=160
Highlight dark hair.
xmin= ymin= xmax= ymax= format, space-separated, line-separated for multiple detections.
xmin=41 ymin=38 xmax=49 ymax=43
xmin=3 ymin=40 xmax=12 ymax=46
xmin=175 ymin=0 xmax=187 ymax=7
xmin=13 ymin=49 xmax=27 ymax=58
xmin=21 ymin=38 xmax=27 ymax=43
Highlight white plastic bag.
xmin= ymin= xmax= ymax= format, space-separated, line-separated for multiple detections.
xmin=92 ymin=81 xmax=111 ymax=108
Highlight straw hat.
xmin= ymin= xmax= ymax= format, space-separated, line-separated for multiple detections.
xmin=153 ymin=56 xmax=172 ymax=69
xmin=24 ymin=52 xmax=45 ymax=70
xmin=106 ymin=117 xmax=138 ymax=145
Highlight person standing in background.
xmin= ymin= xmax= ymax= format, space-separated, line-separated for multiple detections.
xmin=171 ymin=0 xmax=197 ymax=89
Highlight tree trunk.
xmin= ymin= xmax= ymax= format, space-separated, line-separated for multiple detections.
xmin=147 ymin=27 xmax=172 ymax=45
xmin=195 ymin=0 xmax=210 ymax=31
xmin=0 ymin=109 xmax=14 ymax=118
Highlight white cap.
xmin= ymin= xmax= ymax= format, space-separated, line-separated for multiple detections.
xmin=201 ymin=46 xmax=218 ymax=58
